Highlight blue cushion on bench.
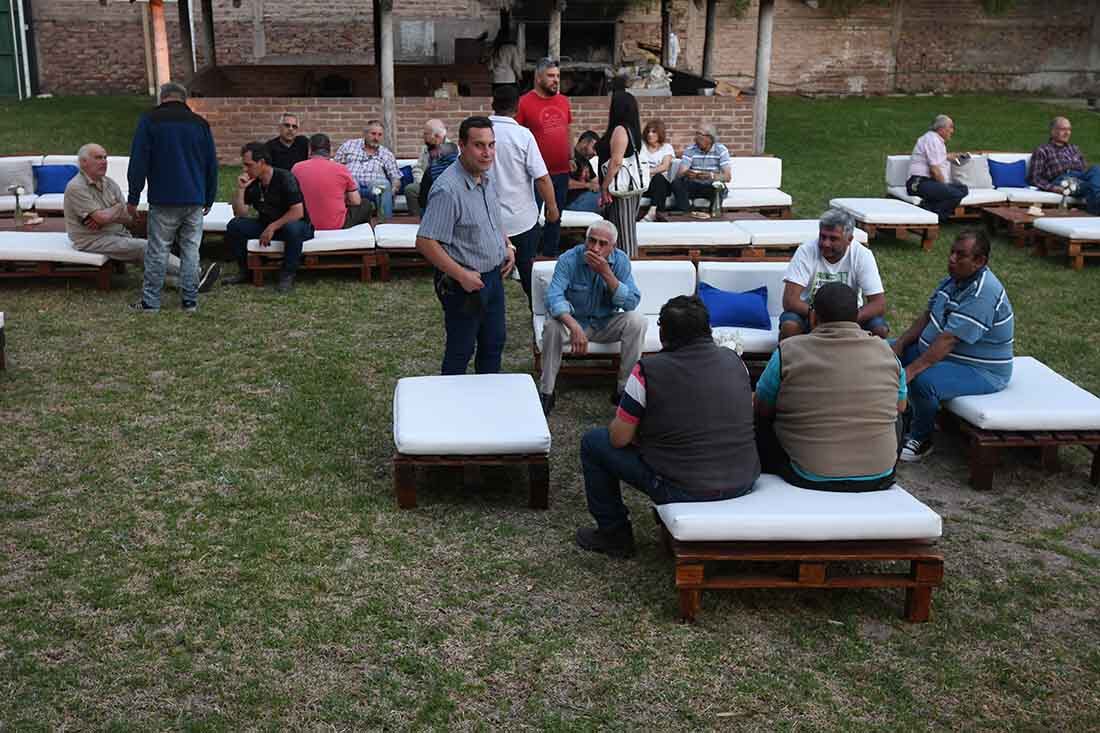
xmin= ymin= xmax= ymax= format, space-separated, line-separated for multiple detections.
xmin=698 ymin=281 xmax=771 ymax=330
xmin=33 ymin=164 xmax=79 ymax=195
xmin=988 ymin=159 xmax=1028 ymax=189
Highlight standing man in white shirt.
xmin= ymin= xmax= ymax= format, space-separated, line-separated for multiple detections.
xmin=779 ymin=208 xmax=889 ymax=340
xmin=489 ymin=85 xmax=560 ymax=302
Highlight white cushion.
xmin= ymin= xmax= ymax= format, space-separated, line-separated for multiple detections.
xmin=830 ymin=197 xmax=940 ymax=225
xmin=885 ymin=155 xmax=911 ymax=188
xmin=887 ymin=185 xmax=921 ymax=205
xmin=394 ymin=194 xmax=408 ymax=212
xmin=657 ymin=473 xmax=943 ymax=542
xmin=0 ymin=194 xmax=38 ymax=212
xmin=712 ymin=321 xmax=779 ymax=354
xmin=1032 ymin=216 xmax=1100 ymax=240
xmin=998 ymin=187 xmax=1066 ymax=205
xmin=533 ymin=313 xmax=663 ymax=354
xmin=374 ymin=223 xmax=418 ymax=249
xmin=32 ymin=193 xmax=65 ymax=213
xmin=636 ymin=221 xmax=750 ymax=246
xmin=246 ymin=224 xmax=376 ymax=254
xmin=946 ymin=356 xmax=1100 ymax=431
xmin=720 ymin=188 xmax=793 ymax=209
xmin=202 ymin=203 xmax=234 ymax=233
xmin=0 ymin=231 xmax=109 ymax=266
xmin=733 ymin=219 xmax=868 ymax=246
xmin=958 ymin=188 xmax=1007 ymax=206
xmin=42 ymin=154 xmax=79 ymax=167
xmin=539 ymin=209 xmax=602 ymax=229
xmin=393 ymin=374 xmax=551 ymax=455
xmin=729 ymin=157 xmax=782 ymax=189
xmin=105 ymin=157 xmax=131 ymax=198
xmin=396 ymin=158 xmax=417 ymax=168
xmin=0 ymin=155 xmax=41 ymax=193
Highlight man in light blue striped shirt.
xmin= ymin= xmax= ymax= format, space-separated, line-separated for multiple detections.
xmin=892 ymin=230 xmax=1014 ymax=461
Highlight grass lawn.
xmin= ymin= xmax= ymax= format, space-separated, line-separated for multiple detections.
xmin=2 ymin=94 xmax=1100 ymax=731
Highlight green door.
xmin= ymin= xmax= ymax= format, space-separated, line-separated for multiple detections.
xmin=0 ymin=0 xmax=20 ymax=97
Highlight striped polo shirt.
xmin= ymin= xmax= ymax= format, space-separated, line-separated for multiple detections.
xmin=681 ymin=142 xmax=732 ymax=175
xmin=919 ymin=267 xmax=1014 ymax=379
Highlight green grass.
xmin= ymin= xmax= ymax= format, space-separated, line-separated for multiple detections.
xmin=2 ymin=94 xmax=1100 ymax=730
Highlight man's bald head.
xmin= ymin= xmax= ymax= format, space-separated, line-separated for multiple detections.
xmin=1050 ymin=116 xmax=1072 ymax=145
xmin=77 ymin=143 xmax=109 ymax=180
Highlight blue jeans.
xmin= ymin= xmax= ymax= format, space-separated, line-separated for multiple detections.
xmin=1056 ymin=166 xmax=1100 ymax=214
xmin=899 ymin=343 xmax=1008 ymax=441
xmin=907 ymin=176 xmax=967 ymax=223
xmin=566 ymin=190 xmax=601 ymax=213
xmin=580 ymin=427 xmax=754 ymax=530
xmin=510 ymin=226 xmax=541 ymax=304
xmin=226 ymin=217 xmax=315 ymax=275
xmin=145 ymin=204 xmax=203 ymax=308
xmin=359 ymin=180 xmax=395 ymax=219
xmin=435 ymin=266 xmax=506 ymax=375
xmin=780 ymin=311 xmax=889 ymax=335
xmin=535 ymin=172 xmax=569 ymax=257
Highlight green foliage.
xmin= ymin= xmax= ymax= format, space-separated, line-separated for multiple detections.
xmin=980 ymin=0 xmax=1017 ymax=14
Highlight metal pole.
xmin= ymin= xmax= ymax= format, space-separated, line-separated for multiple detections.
xmin=752 ymin=0 xmax=776 ymax=155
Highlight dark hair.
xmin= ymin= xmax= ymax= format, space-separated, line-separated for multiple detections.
xmin=956 ymin=228 xmax=991 ymax=261
xmin=308 ymin=133 xmax=331 ymax=155
xmin=659 ymin=295 xmax=712 ymax=350
xmin=459 ymin=116 xmax=494 ymax=143
xmin=492 ymin=85 xmax=519 ymax=115
xmin=642 ymin=119 xmax=667 ymax=145
xmin=578 ymin=130 xmax=599 ymax=145
xmin=600 ymin=90 xmax=642 ymax=152
xmin=812 ymin=282 xmax=859 ymax=324
xmin=241 ymin=141 xmax=271 ymax=165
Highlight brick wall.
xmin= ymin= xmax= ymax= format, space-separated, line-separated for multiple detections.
xmin=188 ymin=95 xmax=755 ymax=163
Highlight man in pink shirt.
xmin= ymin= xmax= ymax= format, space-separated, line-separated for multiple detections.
xmin=291 ymin=134 xmax=369 ymax=230
xmin=516 ymin=57 xmax=572 ymax=257
xmin=905 ymin=114 xmax=968 ymax=223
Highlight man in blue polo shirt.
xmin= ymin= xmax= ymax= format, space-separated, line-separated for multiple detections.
xmin=892 ymin=230 xmax=1014 ymax=461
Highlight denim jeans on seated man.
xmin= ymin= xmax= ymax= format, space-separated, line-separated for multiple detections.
xmin=671 ymin=177 xmax=720 ymax=213
xmin=145 ymin=204 xmax=203 ymax=309
xmin=359 ymin=180 xmax=395 ymax=220
xmin=898 ymin=342 xmax=1008 ymax=442
xmin=226 ymin=217 xmax=315 ymax=276
xmin=510 ymin=227 xmax=541 ymax=305
xmin=580 ymin=427 xmax=753 ymax=531
xmin=534 ymin=172 xmax=570 ymax=257
xmin=907 ymin=176 xmax=968 ymax=224
xmin=780 ymin=311 xmax=889 ymax=338
xmin=565 ymin=190 xmax=601 ymax=213
xmin=435 ymin=266 xmax=506 ymax=375
xmin=1054 ymin=168 xmax=1100 ymax=214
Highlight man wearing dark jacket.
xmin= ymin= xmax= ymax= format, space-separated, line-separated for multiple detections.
xmin=127 ymin=82 xmax=219 ymax=313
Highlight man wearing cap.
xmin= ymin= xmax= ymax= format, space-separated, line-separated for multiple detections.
xmin=670 ymin=124 xmax=731 ymax=215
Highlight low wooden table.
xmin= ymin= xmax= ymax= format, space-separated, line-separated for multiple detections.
xmin=645 ymin=211 xmax=769 ymax=224
xmin=247 ymin=249 xmax=387 ymax=285
xmin=981 ymin=206 xmax=1088 ymax=248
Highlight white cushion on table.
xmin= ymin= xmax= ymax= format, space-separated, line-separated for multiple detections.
xmin=830 ymin=197 xmax=940 ymax=225
xmin=0 ymin=231 xmax=109 ymax=266
xmin=637 ymin=221 xmax=750 ymax=246
xmin=393 ymin=374 xmax=551 ymax=455
xmin=887 ymin=185 xmax=921 ymax=205
xmin=697 ymin=260 xmax=787 ymax=354
xmin=946 ymin=356 xmax=1100 ymax=431
xmin=733 ymin=219 xmax=868 ymax=246
xmin=540 ymin=209 xmax=602 ymax=229
xmin=884 ymin=155 xmax=911 ymax=188
xmin=374 ymin=223 xmax=418 ymax=249
xmin=657 ymin=473 xmax=943 ymax=542
xmin=998 ymin=187 xmax=1067 ymax=205
xmin=202 ymin=202 xmax=234 ymax=232
xmin=32 ymin=193 xmax=64 ymax=213
xmin=1032 ymin=216 xmax=1100 ymax=240
xmin=720 ymin=188 xmax=793 ymax=209
xmin=0 ymin=194 xmax=38 ymax=212
xmin=246 ymin=224 xmax=376 ymax=254
xmin=730 ymin=157 xmax=782 ymax=189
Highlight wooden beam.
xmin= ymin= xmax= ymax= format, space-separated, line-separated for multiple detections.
xmin=702 ymin=0 xmax=717 ymax=78
xmin=201 ymin=0 xmax=217 ymax=68
xmin=752 ymin=0 xmax=776 ymax=155
xmin=177 ymin=0 xmax=196 ymax=76
xmin=141 ymin=3 xmax=157 ymax=97
xmin=548 ymin=1 xmax=563 ymax=60
xmin=660 ymin=0 xmax=671 ymax=67
xmin=150 ymin=0 xmax=171 ymax=88
xmin=379 ymin=0 xmax=396 ymax=151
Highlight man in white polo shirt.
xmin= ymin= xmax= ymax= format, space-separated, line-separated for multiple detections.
xmin=489 ymin=85 xmax=560 ymax=303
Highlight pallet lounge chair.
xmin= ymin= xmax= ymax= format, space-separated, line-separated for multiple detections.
xmin=245 ymin=223 xmax=385 ymax=285
xmin=730 ymin=218 xmax=869 ymax=260
xmin=634 ymin=221 xmax=752 ymax=262
xmin=655 ymin=474 xmax=944 ymax=622
xmin=1 ymin=156 xmax=41 ymax=215
xmin=202 ymin=203 xmax=234 ymax=236
xmin=884 ymin=154 xmax=1007 ymax=220
xmin=530 ymin=258 xmax=696 ymax=380
xmin=0 ymin=231 xmax=115 ymax=289
xmin=695 ymin=260 xmax=786 ymax=375
xmin=1032 ymin=216 xmax=1100 ymax=271
xmin=0 ymin=312 xmax=5 ymax=369
xmin=373 ymin=223 xmax=427 ymax=273
xmin=392 ymin=374 xmax=551 ymax=509
xmin=642 ymin=157 xmax=793 ymax=218
xmin=829 ymin=197 xmax=940 ymax=251
xmin=944 ymin=356 xmax=1100 ymax=490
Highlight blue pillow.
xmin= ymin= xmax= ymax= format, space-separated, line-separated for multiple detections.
xmin=698 ymin=282 xmax=771 ymax=330
xmin=988 ymin=159 xmax=1028 ymax=189
xmin=33 ymin=164 xmax=79 ymax=194
xmin=399 ymin=165 xmax=414 ymax=188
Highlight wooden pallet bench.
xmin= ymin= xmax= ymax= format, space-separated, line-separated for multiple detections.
xmin=957 ymin=422 xmax=1100 ymax=491
xmin=393 ymin=452 xmax=549 ymax=509
xmin=246 ymin=248 xmax=387 ymax=285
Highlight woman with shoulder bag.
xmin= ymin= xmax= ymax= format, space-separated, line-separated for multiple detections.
xmin=597 ymin=89 xmax=646 ymax=257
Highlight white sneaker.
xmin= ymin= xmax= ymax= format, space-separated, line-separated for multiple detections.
xmin=899 ymin=438 xmax=933 ymax=462
xmin=643 ymin=207 xmax=657 ymax=222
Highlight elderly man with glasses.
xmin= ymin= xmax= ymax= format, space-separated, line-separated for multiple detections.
xmin=334 ymin=120 xmax=403 ymax=220
xmin=670 ymin=123 xmax=731 ymax=216
xmin=265 ymin=113 xmax=309 ymax=171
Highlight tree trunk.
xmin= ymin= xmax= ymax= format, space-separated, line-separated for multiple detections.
xmin=753 ymin=0 xmax=776 ymax=155
xmin=702 ymin=0 xmax=717 ymax=78
xmin=150 ymin=0 xmax=171 ymax=88
xmin=548 ymin=2 xmax=563 ymax=60
xmin=380 ymin=0 xmax=396 ymax=151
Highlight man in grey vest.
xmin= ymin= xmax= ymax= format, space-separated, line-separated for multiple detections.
xmin=755 ymin=282 xmax=907 ymax=491
xmin=575 ymin=295 xmax=760 ymax=558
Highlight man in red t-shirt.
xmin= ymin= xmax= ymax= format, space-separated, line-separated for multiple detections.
xmin=516 ymin=57 xmax=572 ymax=257
xmin=291 ymin=134 xmax=369 ymax=230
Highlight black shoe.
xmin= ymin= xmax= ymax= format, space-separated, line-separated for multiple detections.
xmin=225 ymin=270 xmax=250 ymax=285
xmin=181 ymin=300 xmax=197 ymax=314
xmin=540 ymin=391 xmax=555 ymax=416
xmin=609 ymin=390 xmax=623 ymax=407
xmin=128 ymin=301 xmax=158 ymax=313
xmin=197 ymin=262 xmax=222 ymax=293
xmin=276 ymin=272 xmax=295 ymax=293
xmin=575 ymin=525 xmax=636 ymax=559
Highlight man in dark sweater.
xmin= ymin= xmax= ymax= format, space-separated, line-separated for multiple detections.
xmin=266 ymin=113 xmax=310 ymax=171
xmin=126 ymin=81 xmax=219 ymax=313
xmin=575 ymin=295 xmax=760 ymax=558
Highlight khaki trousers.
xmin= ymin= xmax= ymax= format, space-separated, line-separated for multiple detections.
xmin=539 ymin=310 xmax=648 ymax=395
xmin=74 ymin=234 xmax=181 ymax=278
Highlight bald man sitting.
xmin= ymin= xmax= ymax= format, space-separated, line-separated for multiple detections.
xmin=405 ymin=118 xmax=449 ymax=218
xmin=63 ymin=143 xmax=219 ymax=292
xmin=1029 ymin=116 xmax=1100 ymax=214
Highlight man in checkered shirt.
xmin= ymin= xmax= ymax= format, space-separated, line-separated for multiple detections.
xmin=334 ymin=120 xmax=404 ymax=219
xmin=1028 ymin=116 xmax=1100 ymax=214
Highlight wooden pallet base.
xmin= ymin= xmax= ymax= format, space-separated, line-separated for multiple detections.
xmin=859 ymin=221 xmax=940 ymax=251
xmin=0 ymin=259 xmax=118 ymax=290
xmin=393 ymin=452 xmax=549 ymax=509
xmin=636 ymin=244 xmax=795 ymax=263
xmin=655 ymin=515 xmax=943 ymax=622
xmin=1033 ymin=234 xmax=1100 ymax=271
xmin=951 ymin=416 xmax=1100 ymax=490
xmin=246 ymin=249 xmax=388 ymax=285
xmin=376 ymin=248 xmax=430 ymax=275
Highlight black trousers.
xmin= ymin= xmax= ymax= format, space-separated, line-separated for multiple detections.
xmin=644 ymin=175 xmax=671 ymax=211
xmin=907 ymin=175 xmax=968 ymax=223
